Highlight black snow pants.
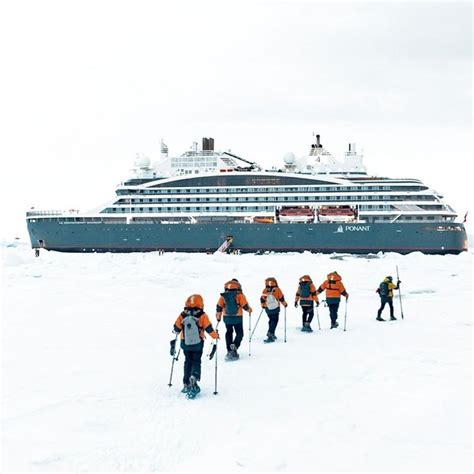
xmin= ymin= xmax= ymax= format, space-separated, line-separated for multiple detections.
xmin=183 ymin=347 xmax=203 ymax=384
xmin=225 ymin=322 xmax=244 ymax=351
xmin=377 ymin=297 xmax=394 ymax=318
xmin=266 ymin=309 xmax=280 ymax=335
xmin=328 ymin=302 xmax=340 ymax=325
xmin=301 ymin=305 xmax=314 ymax=326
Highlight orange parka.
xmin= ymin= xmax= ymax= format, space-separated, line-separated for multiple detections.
xmin=261 ymin=287 xmax=287 ymax=310
xmin=173 ymin=310 xmax=218 ymax=341
xmin=316 ymin=272 xmax=349 ymax=302
xmin=295 ymin=280 xmax=319 ymax=306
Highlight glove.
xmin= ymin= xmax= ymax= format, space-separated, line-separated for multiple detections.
xmin=294 ymin=300 xmax=298 ymax=308
xmin=248 ymin=306 xmax=253 ymax=314
xmin=398 ymin=280 xmax=401 ymax=285
xmin=209 ymin=344 xmax=217 ymax=360
xmin=261 ymin=304 xmax=266 ymax=309
xmin=345 ymin=293 xmax=349 ymax=300
xmin=216 ymin=314 xmax=221 ymax=322
xmin=169 ymin=339 xmax=176 ymax=357
xmin=283 ymin=301 xmax=288 ymax=308
xmin=316 ymin=301 xmax=320 ymax=307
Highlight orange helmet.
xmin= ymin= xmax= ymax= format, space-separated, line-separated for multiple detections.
xmin=327 ymin=271 xmax=341 ymax=281
xmin=299 ymin=275 xmax=312 ymax=283
xmin=265 ymin=277 xmax=278 ymax=287
xmin=185 ymin=294 xmax=204 ymax=309
xmin=224 ymin=280 xmax=240 ymax=290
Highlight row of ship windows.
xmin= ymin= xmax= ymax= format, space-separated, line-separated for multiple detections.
xmin=102 ymin=205 xmax=444 ymax=213
xmin=28 ymin=216 xmax=454 ymax=224
xmin=116 ymin=185 xmax=425 ymax=195
xmin=117 ymin=195 xmax=437 ymax=204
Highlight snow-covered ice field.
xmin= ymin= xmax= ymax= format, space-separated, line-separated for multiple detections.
xmin=1 ymin=242 xmax=472 ymax=472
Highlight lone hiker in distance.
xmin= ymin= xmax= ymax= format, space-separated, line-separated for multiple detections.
xmin=376 ymin=276 xmax=401 ymax=321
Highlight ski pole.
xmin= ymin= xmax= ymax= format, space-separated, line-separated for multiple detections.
xmin=396 ymin=265 xmax=405 ymax=320
xmin=249 ymin=308 xmax=264 ymax=341
xmin=316 ymin=305 xmax=321 ymax=330
xmin=213 ymin=341 xmax=218 ymax=395
xmin=343 ymin=299 xmax=348 ymax=332
xmin=168 ymin=336 xmax=181 ymax=387
xmin=249 ymin=309 xmax=253 ymax=356
xmin=284 ymin=306 xmax=287 ymax=343
xmin=206 ymin=321 xmax=220 ymax=394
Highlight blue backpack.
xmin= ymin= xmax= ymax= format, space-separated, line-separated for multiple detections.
xmin=299 ymin=282 xmax=311 ymax=298
xmin=222 ymin=291 xmax=239 ymax=315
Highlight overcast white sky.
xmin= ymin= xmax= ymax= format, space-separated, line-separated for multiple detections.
xmin=0 ymin=0 xmax=472 ymax=239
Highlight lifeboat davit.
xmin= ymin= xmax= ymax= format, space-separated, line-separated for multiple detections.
xmin=317 ymin=206 xmax=357 ymax=223
xmin=278 ymin=206 xmax=315 ymax=223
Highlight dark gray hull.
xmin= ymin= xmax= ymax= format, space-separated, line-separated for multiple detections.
xmin=27 ymin=221 xmax=468 ymax=255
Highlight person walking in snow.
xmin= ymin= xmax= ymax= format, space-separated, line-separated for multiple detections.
xmin=260 ymin=277 xmax=288 ymax=342
xmin=316 ymin=271 xmax=349 ymax=329
xmin=376 ymin=276 xmax=401 ymax=321
xmin=216 ymin=279 xmax=252 ymax=360
xmin=294 ymin=275 xmax=319 ymax=332
xmin=171 ymin=294 xmax=218 ymax=397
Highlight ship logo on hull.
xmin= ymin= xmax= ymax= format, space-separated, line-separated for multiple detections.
xmin=334 ymin=225 xmax=371 ymax=233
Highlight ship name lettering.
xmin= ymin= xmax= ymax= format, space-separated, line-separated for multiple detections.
xmin=344 ymin=225 xmax=371 ymax=232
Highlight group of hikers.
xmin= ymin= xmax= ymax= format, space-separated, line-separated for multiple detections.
xmin=169 ymin=272 xmax=402 ymax=399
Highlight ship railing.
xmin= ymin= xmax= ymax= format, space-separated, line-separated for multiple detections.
xmin=181 ymin=150 xmax=217 ymax=157
xmin=26 ymin=210 xmax=66 ymax=217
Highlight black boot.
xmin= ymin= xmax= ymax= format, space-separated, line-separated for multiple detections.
xmin=376 ymin=316 xmax=385 ymax=321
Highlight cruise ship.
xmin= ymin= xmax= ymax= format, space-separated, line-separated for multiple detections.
xmin=26 ymin=135 xmax=468 ymax=254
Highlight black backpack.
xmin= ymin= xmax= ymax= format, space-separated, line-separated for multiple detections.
xmin=379 ymin=281 xmax=389 ymax=297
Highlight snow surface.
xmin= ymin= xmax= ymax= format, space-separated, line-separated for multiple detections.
xmin=1 ymin=242 xmax=472 ymax=472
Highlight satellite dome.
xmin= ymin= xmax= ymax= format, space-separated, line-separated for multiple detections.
xmin=283 ymin=152 xmax=296 ymax=165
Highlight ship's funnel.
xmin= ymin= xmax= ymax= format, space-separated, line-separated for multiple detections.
xmin=202 ymin=137 xmax=215 ymax=151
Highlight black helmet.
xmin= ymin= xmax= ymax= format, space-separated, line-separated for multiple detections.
xmin=386 ymin=276 xmax=393 ymax=282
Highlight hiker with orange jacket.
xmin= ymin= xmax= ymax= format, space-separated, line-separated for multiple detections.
xmin=260 ymin=277 xmax=288 ymax=343
xmin=316 ymin=271 xmax=349 ymax=329
xmin=171 ymin=294 xmax=218 ymax=397
xmin=295 ymin=275 xmax=319 ymax=332
xmin=216 ymin=279 xmax=252 ymax=360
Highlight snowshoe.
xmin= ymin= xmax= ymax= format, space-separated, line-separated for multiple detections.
xmin=390 ymin=316 xmax=397 ymax=321
xmin=181 ymin=384 xmax=190 ymax=394
xmin=264 ymin=337 xmax=275 ymax=343
xmin=225 ymin=351 xmax=235 ymax=361
xmin=186 ymin=376 xmax=201 ymax=399
xmin=230 ymin=344 xmax=239 ymax=359
xmin=376 ymin=316 xmax=385 ymax=322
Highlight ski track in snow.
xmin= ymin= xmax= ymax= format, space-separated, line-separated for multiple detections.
xmin=1 ymin=243 xmax=472 ymax=471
